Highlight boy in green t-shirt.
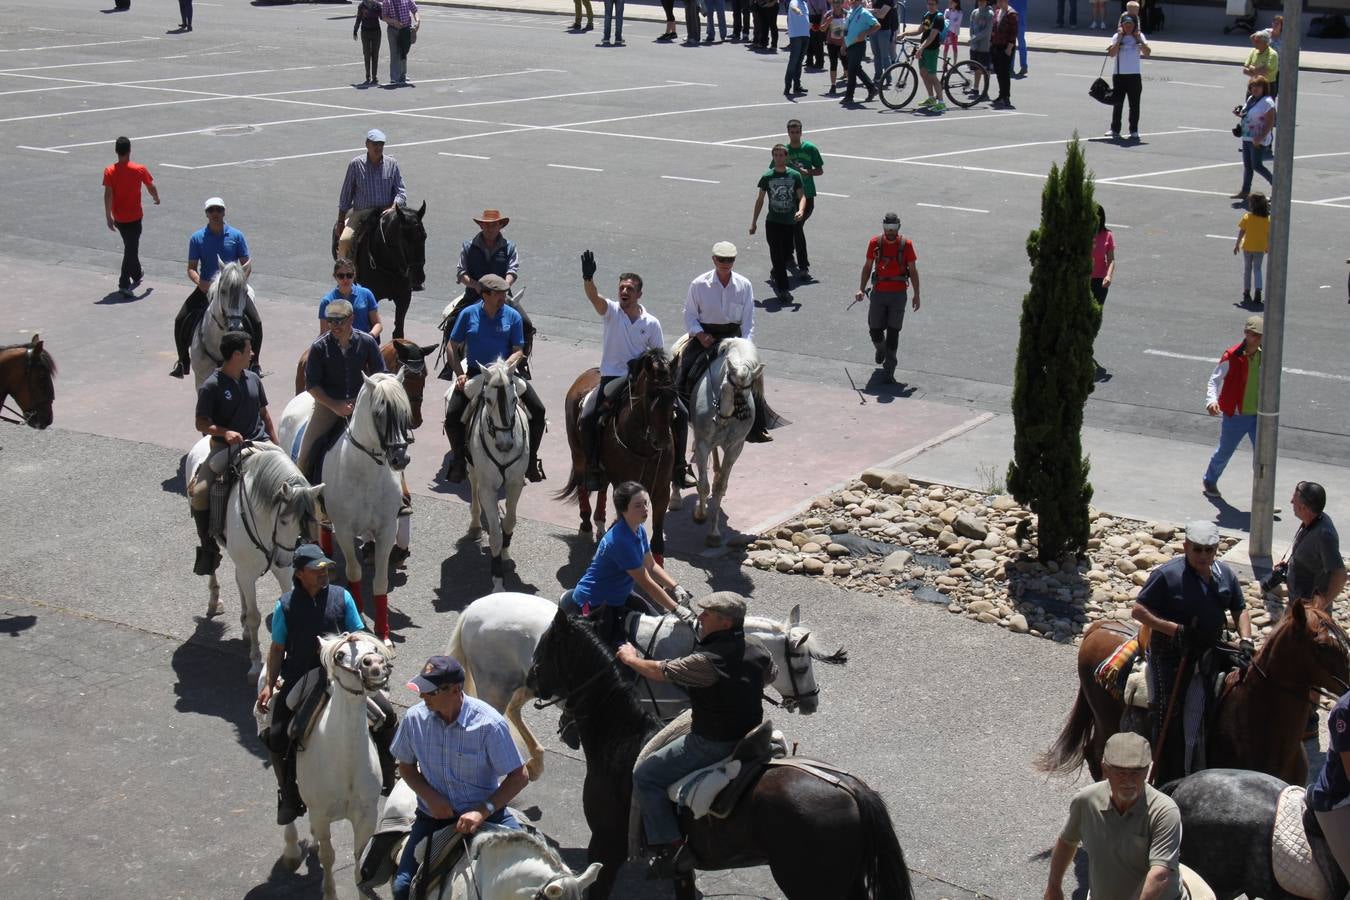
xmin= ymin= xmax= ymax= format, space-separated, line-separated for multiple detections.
xmin=749 ymin=144 xmax=805 ymax=303
xmin=783 ymin=119 xmax=824 ymax=281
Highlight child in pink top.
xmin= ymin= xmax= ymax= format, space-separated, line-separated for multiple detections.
xmin=943 ymin=0 xmax=963 ymax=65
xmin=1091 ymin=204 xmax=1115 ymax=304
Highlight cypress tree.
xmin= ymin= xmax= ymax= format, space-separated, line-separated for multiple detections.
xmin=1007 ymin=135 xmax=1101 ymax=563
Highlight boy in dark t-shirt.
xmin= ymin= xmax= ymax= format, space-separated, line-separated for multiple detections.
xmin=749 ymin=145 xmax=805 ymax=303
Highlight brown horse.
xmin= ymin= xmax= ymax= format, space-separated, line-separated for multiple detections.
xmin=295 ymin=338 xmax=436 ymax=429
xmin=1041 ymin=599 xmax=1350 ymax=785
xmin=556 ymin=349 xmax=676 ymax=561
xmin=0 ymin=334 xmax=56 ymax=430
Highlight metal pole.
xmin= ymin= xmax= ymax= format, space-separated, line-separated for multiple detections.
xmin=1249 ymin=0 xmax=1301 ymax=566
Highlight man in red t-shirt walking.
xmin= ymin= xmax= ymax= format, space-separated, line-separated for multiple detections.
xmin=854 ymin=212 xmax=921 ymax=385
xmin=103 ymin=136 xmax=160 ymax=298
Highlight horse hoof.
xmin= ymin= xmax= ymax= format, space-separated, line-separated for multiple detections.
xmin=705 ymin=533 xmax=723 ymax=547
xmin=466 ymin=526 xmax=482 ymax=541
xmin=206 ymin=600 xmax=223 ymax=618
xmin=692 ymin=511 xmax=707 ymax=525
xmin=281 ymin=851 xmax=302 ymax=872
xmin=579 ymin=519 xmax=592 ymax=534
xmin=668 ymin=495 xmax=684 ymax=511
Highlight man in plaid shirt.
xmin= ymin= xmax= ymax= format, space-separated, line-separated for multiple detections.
xmin=334 ymin=127 xmax=407 ymax=261
xmin=382 ymin=0 xmax=420 ymax=86
xmin=390 ymin=655 xmax=528 ymax=900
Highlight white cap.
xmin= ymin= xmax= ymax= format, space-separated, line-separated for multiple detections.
xmin=203 ymin=197 xmax=225 ymax=211
xmin=1184 ymin=521 xmax=1221 ymax=547
xmin=712 ymin=241 xmax=738 ymax=258
xmin=366 ymin=128 xmax=387 ymax=143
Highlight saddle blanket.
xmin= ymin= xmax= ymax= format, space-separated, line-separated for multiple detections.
xmin=1273 ymin=785 xmax=1333 ymax=900
xmin=667 ymin=760 xmax=743 ymax=819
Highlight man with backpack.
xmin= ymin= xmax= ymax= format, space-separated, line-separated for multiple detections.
xmin=854 ymin=212 xmax=921 ymax=385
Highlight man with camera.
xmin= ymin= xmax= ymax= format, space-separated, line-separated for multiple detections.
xmin=1268 ymin=482 xmax=1346 ymax=612
xmin=1131 ymin=521 xmax=1252 ymax=786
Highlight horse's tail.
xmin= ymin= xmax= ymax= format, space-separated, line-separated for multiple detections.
xmin=553 ymin=466 xmax=585 ymax=504
xmin=848 ymin=778 xmax=914 ymax=900
xmin=446 ymin=615 xmax=478 ymax=698
xmin=1036 ymin=685 xmax=1094 ymax=776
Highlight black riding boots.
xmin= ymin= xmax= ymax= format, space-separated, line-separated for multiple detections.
xmin=192 ymin=508 xmax=221 ymax=576
xmin=270 ymin=750 xmax=306 ymax=826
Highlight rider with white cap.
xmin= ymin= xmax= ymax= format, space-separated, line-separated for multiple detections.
xmin=171 ymin=196 xmax=259 ymax=378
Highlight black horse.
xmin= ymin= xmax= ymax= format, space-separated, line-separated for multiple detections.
xmin=1165 ymin=768 xmax=1349 ymax=900
xmin=526 ymin=608 xmax=913 ymax=900
xmin=349 ymin=202 xmax=427 ymax=341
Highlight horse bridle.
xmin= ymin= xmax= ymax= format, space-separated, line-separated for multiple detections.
xmin=196 ymin=290 xmax=247 ymax=367
xmin=237 ymin=465 xmax=309 ymax=570
xmin=772 ymin=631 xmax=819 ymax=713
xmin=1226 ymin=617 xmax=1350 ymax=702
xmin=461 ymin=829 xmax=575 ymax=900
xmin=330 ymin=634 xmax=392 ymax=695
xmin=0 ymin=347 xmax=54 ymax=426
xmin=346 ymin=400 xmax=411 ymax=468
xmin=710 ymin=368 xmax=754 ymax=422
xmin=473 ymin=376 xmax=526 ymax=482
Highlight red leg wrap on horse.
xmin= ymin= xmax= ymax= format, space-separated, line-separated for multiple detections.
xmin=348 ymin=579 xmax=364 ymax=611
xmin=375 ymin=594 xmax=390 ymax=640
xmin=319 ymin=527 xmax=333 ymax=556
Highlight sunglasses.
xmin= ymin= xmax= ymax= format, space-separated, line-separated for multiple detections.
xmin=1188 ymin=545 xmax=1219 ymax=555
xmin=713 ymin=256 xmax=735 ymax=264
xmin=326 ymin=315 xmax=353 ymax=324
xmin=336 ymin=272 xmax=356 ymax=280
xmin=206 ymin=207 xmax=225 ymax=213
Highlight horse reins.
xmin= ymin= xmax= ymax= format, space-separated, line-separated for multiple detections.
xmin=236 ymin=461 xmax=307 ymax=570
xmin=330 ymin=634 xmax=391 ymax=695
xmin=345 ymin=398 xmax=411 ymax=468
xmin=0 ymin=348 xmax=54 ymax=426
xmin=471 ymin=378 xmax=527 ymax=483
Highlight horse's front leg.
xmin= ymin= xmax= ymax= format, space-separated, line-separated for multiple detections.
xmin=236 ymin=567 xmax=263 ymax=683
xmin=705 ymin=440 xmax=745 ymax=547
xmin=207 ymin=571 xmax=222 ymax=618
xmin=371 ymin=523 xmax=395 ymax=645
xmin=280 ymin=820 xmax=302 ymax=870
xmin=479 ymin=479 xmax=506 ymax=590
xmin=466 ymin=475 xmax=483 ymax=541
xmin=691 ymin=440 xmax=713 ymax=525
xmin=311 ymin=816 xmax=338 ymax=900
xmin=334 ymin=526 xmax=366 ymax=619
xmin=501 ymin=476 xmax=524 ymax=562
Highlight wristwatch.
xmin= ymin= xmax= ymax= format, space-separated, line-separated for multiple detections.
xmin=482 ymin=800 xmax=496 ymax=816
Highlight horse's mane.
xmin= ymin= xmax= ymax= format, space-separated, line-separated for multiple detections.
xmin=470 ymin=828 xmax=570 ymax=873
xmin=242 ymin=448 xmax=313 ymax=518
xmin=0 ymin=343 xmax=56 ymax=374
xmin=552 ymin=615 xmax=658 ymax=758
xmin=743 ymin=615 xmax=848 ymax=665
xmin=366 ymin=372 xmax=413 ymax=433
xmin=208 ymin=261 xmax=249 ymax=312
xmin=1255 ymin=598 xmax=1344 ymax=666
xmin=719 ymin=337 xmax=761 ymax=374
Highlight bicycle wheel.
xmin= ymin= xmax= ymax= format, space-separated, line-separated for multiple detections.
xmin=878 ymin=62 xmax=919 ymax=110
xmin=942 ymin=59 xmax=987 ymax=109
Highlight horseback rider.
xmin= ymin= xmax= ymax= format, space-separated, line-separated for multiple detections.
xmin=567 ymin=481 xmax=691 ymax=647
xmin=189 ymin=330 xmax=278 ymax=576
xmin=390 ymin=655 xmax=530 ymax=900
xmin=170 ymin=197 xmax=262 ymax=379
xmin=442 ymin=274 xmax=546 ymax=484
xmin=444 ymin=208 xmax=536 ymax=378
xmin=334 ymin=128 xmax=406 ymax=262
xmin=1308 ymin=685 xmax=1350 ymax=884
xmin=296 ymin=298 xmax=386 ymax=483
xmin=256 ymin=543 xmax=398 ymax=826
xmin=577 ymin=250 xmax=665 ymax=489
xmin=1130 ymin=521 xmax=1252 ymax=786
xmin=619 ymin=592 xmax=777 ymax=879
xmin=672 ymin=241 xmax=770 ymax=487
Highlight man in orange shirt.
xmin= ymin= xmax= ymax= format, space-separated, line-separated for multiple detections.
xmin=103 ymin=136 xmax=160 ymax=299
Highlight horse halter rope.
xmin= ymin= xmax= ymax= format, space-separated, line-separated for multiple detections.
xmin=772 ymin=632 xmax=818 ymax=713
xmin=237 ymin=463 xmax=308 ymax=570
xmin=711 ymin=367 xmax=754 ymax=422
xmin=346 ymin=397 xmax=411 ymax=468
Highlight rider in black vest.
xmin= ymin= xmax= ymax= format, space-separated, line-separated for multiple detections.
xmin=618 ymin=591 xmax=777 ymax=879
xmin=256 ymin=544 xmax=399 ymax=825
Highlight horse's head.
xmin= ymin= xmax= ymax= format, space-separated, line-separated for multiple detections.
xmin=275 ymin=477 xmax=325 ymax=554
xmin=3 ymin=335 xmax=56 ymax=429
xmin=628 ymin=348 xmax=677 ymax=434
xmin=480 ymin=358 xmax=524 ymax=454
xmin=716 ymin=338 xmax=760 ymax=423
xmin=208 ymin=261 xmax=250 ymax=332
xmin=242 ymin=451 xmax=324 ymax=564
xmin=388 ymin=340 xmax=437 ymax=430
xmin=320 ymin=631 xmax=393 ymax=694
xmin=378 ymin=203 xmax=427 ymax=290
xmin=526 ymin=608 xmax=574 ymax=702
xmin=747 ymin=604 xmax=847 ymax=716
xmin=1266 ymin=599 xmax=1350 ymax=696
xmin=357 ymin=371 xmax=415 ymax=471
xmin=467 ymin=829 xmax=603 ymax=900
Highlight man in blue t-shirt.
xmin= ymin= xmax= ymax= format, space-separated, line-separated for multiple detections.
xmin=442 ymin=274 xmax=547 ymax=484
xmin=171 ymin=196 xmax=264 ymax=378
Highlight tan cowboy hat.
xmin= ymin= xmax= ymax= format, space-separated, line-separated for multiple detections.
xmin=474 ymin=209 xmax=510 ymax=227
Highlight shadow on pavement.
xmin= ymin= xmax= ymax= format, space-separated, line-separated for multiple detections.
xmin=171 ymin=616 xmax=268 ymax=761
xmin=1206 ymin=492 xmax=1251 ymax=532
xmin=0 ymin=613 xmax=37 ymax=636
xmin=241 ymin=850 xmax=325 ymax=900
xmin=554 ymin=530 xmax=599 ymax=591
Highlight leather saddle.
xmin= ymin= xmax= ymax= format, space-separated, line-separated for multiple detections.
xmin=667 ymin=721 xmax=786 ymax=821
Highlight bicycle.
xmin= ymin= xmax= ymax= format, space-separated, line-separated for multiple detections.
xmin=877 ymin=37 xmax=921 ymax=110
xmin=941 ymin=58 xmax=989 ymax=108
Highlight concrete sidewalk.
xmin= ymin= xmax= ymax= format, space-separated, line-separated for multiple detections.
xmin=421 ymin=0 xmax=1350 ymax=72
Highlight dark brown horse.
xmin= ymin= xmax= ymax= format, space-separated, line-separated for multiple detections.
xmin=295 ymin=338 xmax=436 ymax=429
xmin=556 ymin=348 xmax=676 ymax=561
xmin=0 ymin=334 xmax=56 ymax=431
xmin=526 ymin=608 xmax=913 ymax=900
xmin=1041 ymin=599 xmax=1350 ymax=785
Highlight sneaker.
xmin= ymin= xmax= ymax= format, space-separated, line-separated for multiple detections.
xmin=170 ymin=361 xmax=187 ymax=379
xmin=1202 ymin=481 xmax=1221 ymax=498
xmin=932 ymin=101 xmax=947 ymax=112
xmin=1104 ymin=130 xmax=1120 ymax=139
xmin=919 ymin=96 xmax=936 ymax=108
xmin=797 ymin=268 xmax=815 ymax=283
xmin=1128 ymin=131 xmax=1140 ymax=141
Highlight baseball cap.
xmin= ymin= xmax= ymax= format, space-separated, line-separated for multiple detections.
xmin=366 ymin=128 xmax=387 ymax=143
xmin=712 ymin=241 xmax=738 ymax=259
xmin=882 ymin=212 xmax=901 ymax=228
xmin=1102 ymin=732 xmax=1152 ymax=769
xmin=1184 ymin=521 xmax=1221 ymax=547
xmin=1244 ymin=315 xmax=1264 ymax=335
xmin=204 ymin=196 xmax=226 ymax=211
xmin=407 ymin=655 xmax=466 ymax=694
xmin=292 ymin=543 xmax=334 ymax=570
xmin=477 ymin=274 xmax=509 ymax=293
xmin=324 ymin=298 xmax=355 ymax=320
xmin=692 ymin=591 xmax=748 ymax=624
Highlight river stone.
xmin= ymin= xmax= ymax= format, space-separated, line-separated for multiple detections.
xmin=802 ymin=557 xmax=825 ymax=575
xmin=881 ymin=473 xmax=910 ymax=494
xmin=773 ymin=538 xmax=794 ymax=552
xmin=859 ymin=517 xmax=886 ymax=530
xmin=860 ymin=468 xmax=889 ymax=489
xmin=801 ymin=542 xmax=822 ymax=554
xmin=775 ymin=556 xmax=795 ymax=572
xmin=967 ymin=599 xmax=995 ymax=614
xmin=881 ymin=550 xmax=913 ymax=575
xmin=791 ymin=532 xmax=812 ymax=547
xmin=954 ymin=513 xmax=989 ymax=540
xmin=1115 ymin=558 xmax=1137 ymax=575
xmin=826 ymin=543 xmax=850 ymax=557
xmin=990 ymin=495 xmax=1017 ymax=511
xmin=1009 ymin=614 xmax=1030 ymax=633
xmin=831 ymin=560 xmax=852 ymax=576
xmin=829 ymin=518 xmax=851 ymax=532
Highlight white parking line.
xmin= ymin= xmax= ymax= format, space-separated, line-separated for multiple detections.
xmin=1105 ymin=223 xmax=1131 ymax=229
xmin=817 ymin=192 xmax=850 ymax=199
xmin=440 ymin=153 xmax=491 ymax=160
xmin=1144 ymin=350 xmax=1350 ymax=382
xmin=548 ymin=163 xmax=603 ymax=172
xmin=1166 ymin=80 xmax=1223 ymax=89
xmin=896 ymin=127 xmax=1220 ymax=162
xmin=15 ymin=145 xmax=66 ymax=154
xmin=1204 ymin=234 xmax=1231 ymax=240
xmin=0 ymin=37 xmax=160 ymax=54
xmin=662 ymin=175 xmax=720 ymax=184
xmin=916 ymin=202 xmax=989 ymax=214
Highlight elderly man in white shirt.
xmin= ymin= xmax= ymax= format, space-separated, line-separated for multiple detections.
xmin=577 ymin=250 xmax=666 ymax=488
xmin=672 ymin=241 xmax=769 ymax=486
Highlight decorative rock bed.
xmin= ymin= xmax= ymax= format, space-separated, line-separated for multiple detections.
xmin=748 ymin=469 xmax=1287 ymax=646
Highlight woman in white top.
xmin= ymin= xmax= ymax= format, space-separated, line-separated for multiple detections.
xmin=1231 ymin=76 xmax=1276 ymax=200
xmin=1106 ymin=15 xmax=1150 ymax=141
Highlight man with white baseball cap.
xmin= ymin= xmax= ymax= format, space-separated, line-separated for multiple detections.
xmin=1131 ymin=521 xmax=1251 ymax=786
xmin=335 ymin=127 xmax=407 ymax=261
xmin=171 ymin=196 xmax=259 ymax=378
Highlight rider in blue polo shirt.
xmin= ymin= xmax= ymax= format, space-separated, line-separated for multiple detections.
xmin=442 ymin=274 xmax=546 ymax=484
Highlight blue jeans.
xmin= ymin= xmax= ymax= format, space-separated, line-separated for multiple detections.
xmin=1243 ymin=251 xmax=1265 ymax=293
xmin=392 ymin=807 xmax=522 ymax=900
xmin=1241 ymin=141 xmax=1273 ymax=195
xmin=604 ymin=0 xmax=625 ymax=40
xmin=1011 ymin=0 xmax=1028 ymax=69
xmin=1203 ymin=413 xmax=1257 ymax=487
xmin=870 ymin=29 xmax=894 ymax=81
xmin=634 ymin=732 xmax=737 ymax=845
xmin=704 ymin=0 xmax=727 ymax=40
xmin=785 ymin=35 xmax=807 ymax=90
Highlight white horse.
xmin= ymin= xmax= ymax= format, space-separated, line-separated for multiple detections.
xmin=446 ymin=592 xmax=846 ymax=780
xmin=282 ymin=632 xmax=392 ymax=900
xmin=278 ymin=372 xmax=413 ymax=645
xmin=181 ymin=439 xmax=323 ymax=681
xmin=448 ymin=357 xmax=529 ymax=591
xmin=188 ymin=260 xmax=254 ymax=389
xmin=669 ymin=336 xmax=762 ymax=546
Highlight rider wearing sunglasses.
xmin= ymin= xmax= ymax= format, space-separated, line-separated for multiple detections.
xmin=319 ymin=257 xmax=383 ymax=340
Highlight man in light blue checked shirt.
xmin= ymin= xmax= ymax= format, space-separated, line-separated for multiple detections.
xmin=334 ymin=127 xmax=407 ymax=260
xmin=390 ymin=655 xmax=528 ymax=900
